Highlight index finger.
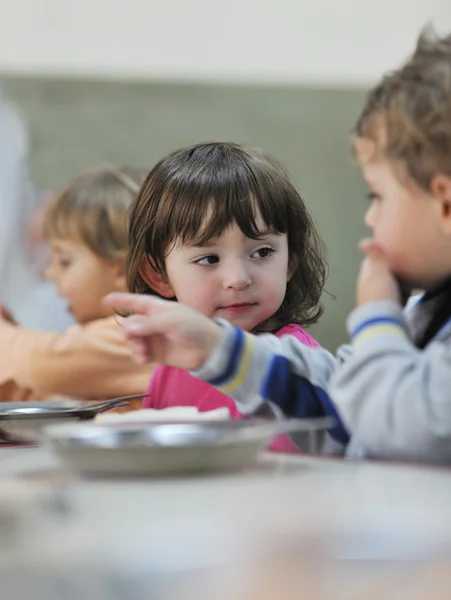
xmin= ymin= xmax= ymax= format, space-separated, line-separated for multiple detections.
xmin=104 ymin=292 xmax=168 ymax=315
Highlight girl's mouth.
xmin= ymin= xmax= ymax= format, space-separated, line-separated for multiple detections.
xmin=217 ymin=303 xmax=257 ymax=314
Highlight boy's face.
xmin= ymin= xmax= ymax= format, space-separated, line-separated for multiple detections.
xmin=45 ymin=239 xmax=125 ymax=324
xmin=357 ymin=143 xmax=451 ymax=289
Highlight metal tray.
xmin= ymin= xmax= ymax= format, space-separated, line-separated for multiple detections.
xmin=0 ymin=395 xmax=146 ymax=443
xmin=43 ymin=418 xmax=333 ymax=476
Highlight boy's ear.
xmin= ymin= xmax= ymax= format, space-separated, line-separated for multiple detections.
xmin=431 ymin=174 xmax=451 ymax=234
xmin=110 ymin=257 xmax=129 ymax=292
xmin=138 ymin=256 xmax=175 ymax=298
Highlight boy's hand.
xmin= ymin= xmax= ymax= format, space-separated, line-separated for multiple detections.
xmin=357 ymin=239 xmax=406 ymax=306
xmin=104 ymin=293 xmax=221 ymax=370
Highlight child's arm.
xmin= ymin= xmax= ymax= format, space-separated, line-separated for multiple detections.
xmin=331 ymin=243 xmax=451 ymax=463
xmin=332 ymin=299 xmax=451 ymax=463
xmin=191 ymin=321 xmax=349 ymax=446
xmin=0 ymin=316 xmax=150 ymax=399
xmin=106 ymin=293 xmax=350 ymax=448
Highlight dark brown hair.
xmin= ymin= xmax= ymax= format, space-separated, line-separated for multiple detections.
xmin=127 ymin=142 xmax=326 ymax=333
xmin=43 ymin=164 xmax=148 ymax=261
xmin=353 ymin=27 xmax=451 ymax=191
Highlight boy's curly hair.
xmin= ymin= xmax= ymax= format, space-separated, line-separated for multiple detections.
xmin=354 ymin=27 xmax=451 ymax=191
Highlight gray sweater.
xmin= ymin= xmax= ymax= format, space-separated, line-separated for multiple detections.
xmin=192 ymin=289 xmax=451 ymax=464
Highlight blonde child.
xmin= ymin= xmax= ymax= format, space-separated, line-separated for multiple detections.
xmin=124 ymin=142 xmax=328 ymax=452
xmin=0 ymin=165 xmax=153 ymax=406
xmin=108 ymin=29 xmax=451 ymax=463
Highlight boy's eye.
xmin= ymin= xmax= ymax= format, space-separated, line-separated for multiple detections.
xmin=58 ymin=258 xmax=72 ymax=268
xmin=251 ymin=247 xmax=274 ymax=259
xmin=366 ymin=191 xmax=380 ymax=202
xmin=196 ymin=255 xmax=219 ymax=265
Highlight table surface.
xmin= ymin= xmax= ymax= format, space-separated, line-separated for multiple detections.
xmin=1 ymin=446 xmax=451 ymax=599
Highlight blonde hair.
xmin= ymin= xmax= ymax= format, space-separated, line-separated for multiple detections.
xmin=44 ymin=164 xmax=147 ymax=261
xmin=353 ymin=27 xmax=451 ymax=191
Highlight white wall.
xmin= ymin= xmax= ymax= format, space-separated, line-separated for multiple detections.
xmin=0 ymin=0 xmax=450 ymax=84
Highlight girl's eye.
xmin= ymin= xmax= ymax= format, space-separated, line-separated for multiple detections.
xmin=251 ymin=247 xmax=275 ymax=259
xmin=58 ymin=258 xmax=72 ymax=268
xmin=196 ymin=255 xmax=219 ymax=266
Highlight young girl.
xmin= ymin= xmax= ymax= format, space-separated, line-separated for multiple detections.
xmin=108 ymin=30 xmax=451 ymax=463
xmin=0 ymin=164 xmax=153 ymax=407
xmin=126 ymin=141 xmax=326 ymax=452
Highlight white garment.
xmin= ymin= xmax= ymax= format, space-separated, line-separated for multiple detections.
xmin=0 ymin=98 xmax=74 ymax=332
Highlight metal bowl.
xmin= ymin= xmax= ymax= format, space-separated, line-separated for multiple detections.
xmin=0 ymin=397 xmax=137 ymax=443
xmin=0 ymin=400 xmax=86 ymax=443
xmin=43 ymin=418 xmax=332 ymax=476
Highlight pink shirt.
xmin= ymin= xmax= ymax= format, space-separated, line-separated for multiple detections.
xmin=144 ymin=324 xmax=321 ymax=454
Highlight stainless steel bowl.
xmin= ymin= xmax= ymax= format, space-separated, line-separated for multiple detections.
xmin=0 ymin=396 xmax=143 ymax=443
xmin=0 ymin=400 xmax=85 ymax=443
xmin=43 ymin=418 xmax=332 ymax=476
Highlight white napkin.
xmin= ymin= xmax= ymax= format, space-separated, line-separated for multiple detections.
xmin=95 ymin=406 xmax=230 ymax=423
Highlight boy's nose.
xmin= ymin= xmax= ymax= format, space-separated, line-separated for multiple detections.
xmin=44 ymin=262 xmax=56 ymax=281
xmin=364 ymin=204 xmax=375 ymax=229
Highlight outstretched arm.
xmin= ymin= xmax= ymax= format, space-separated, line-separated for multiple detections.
xmin=105 ymin=293 xmax=348 ymax=447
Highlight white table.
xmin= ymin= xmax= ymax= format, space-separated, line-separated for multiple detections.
xmin=1 ymin=446 xmax=451 ymax=599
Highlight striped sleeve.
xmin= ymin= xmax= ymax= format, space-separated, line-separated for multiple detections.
xmin=350 ymin=315 xmax=409 ymax=349
xmin=191 ymin=319 xmax=348 ymax=445
xmin=330 ymin=299 xmax=451 ymax=462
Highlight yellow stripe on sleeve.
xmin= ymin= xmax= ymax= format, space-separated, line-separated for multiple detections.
xmin=218 ymin=333 xmax=255 ymax=395
xmin=353 ymin=324 xmax=408 ymax=348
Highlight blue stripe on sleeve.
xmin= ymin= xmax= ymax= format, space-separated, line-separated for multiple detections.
xmin=310 ymin=385 xmax=349 ymax=445
xmin=207 ymin=327 xmax=245 ymax=387
xmin=261 ymin=354 xmax=349 ymax=445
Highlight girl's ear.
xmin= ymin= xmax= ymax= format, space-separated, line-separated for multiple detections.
xmin=138 ymin=256 xmax=175 ymax=298
xmin=287 ymin=255 xmax=299 ymax=282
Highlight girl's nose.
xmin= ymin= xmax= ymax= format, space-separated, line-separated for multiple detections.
xmin=223 ymin=260 xmax=251 ymax=290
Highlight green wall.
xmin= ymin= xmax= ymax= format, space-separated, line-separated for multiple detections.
xmin=2 ymin=76 xmax=369 ymax=350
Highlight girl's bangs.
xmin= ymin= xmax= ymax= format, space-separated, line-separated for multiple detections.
xmin=168 ymin=186 xmax=289 ymax=249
